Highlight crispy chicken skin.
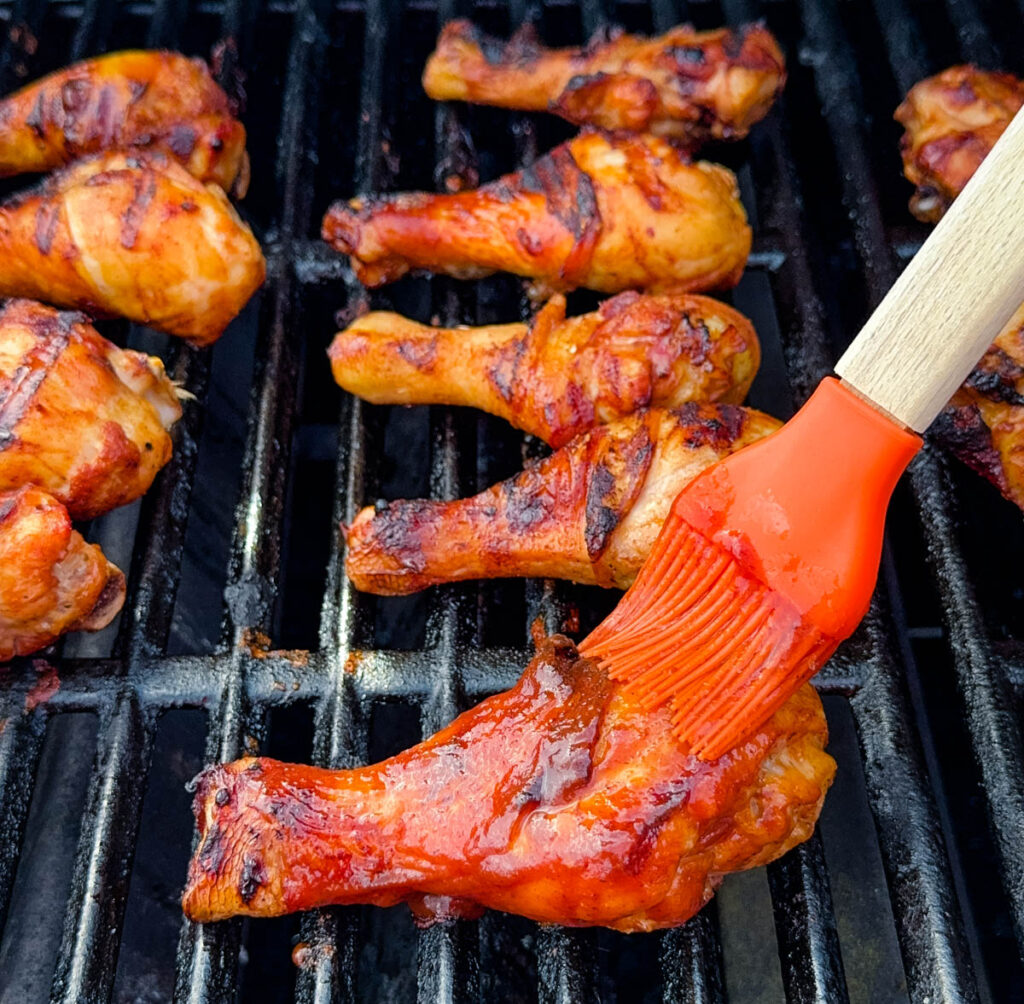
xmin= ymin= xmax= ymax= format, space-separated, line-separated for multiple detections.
xmin=0 ymin=151 xmax=265 ymax=345
xmin=183 ymin=636 xmax=834 ymax=930
xmin=346 ymin=405 xmax=780 ymax=593
xmin=423 ymin=21 xmax=786 ymax=143
xmin=0 ymin=50 xmax=249 ymax=195
xmin=0 ymin=485 xmax=125 ymax=661
xmin=895 ymin=65 xmax=1024 ymax=222
xmin=330 ymin=292 xmax=760 ymax=448
xmin=931 ymin=304 xmax=1024 ymax=510
xmin=0 ymin=299 xmax=181 ymax=520
xmin=322 ymin=130 xmax=750 ymax=295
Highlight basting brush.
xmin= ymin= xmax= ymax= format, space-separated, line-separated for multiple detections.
xmin=579 ymin=108 xmax=1024 ymax=761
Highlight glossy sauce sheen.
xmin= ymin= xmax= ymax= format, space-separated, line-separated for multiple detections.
xmin=183 ymin=638 xmax=834 ymax=931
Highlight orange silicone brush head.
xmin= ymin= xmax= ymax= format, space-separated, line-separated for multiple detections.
xmin=579 ymin=378 xmax=921 ymax=760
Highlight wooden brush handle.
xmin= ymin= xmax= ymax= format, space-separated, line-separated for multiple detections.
xmin=835 ymin=108 xmax=1024 ymax=432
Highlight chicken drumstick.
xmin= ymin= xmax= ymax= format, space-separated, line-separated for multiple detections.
xmin=424 ymin=21 xmax=786 ymax=143
xmin=0 ymin=151 xmax=265 ymax=345
xmin=0 ymin=485 xmax=124 ymax=661
xmin=330 ymin=291 xmax=760 ymax=448
xmin=323 ymin=130 xmax=750 ymax=296
xmin=895 ymin=65 xmax=1024 ymax=222
xmin=183 ymin=635 xmax=834 ymax=931
xmin=0 ymin=299 xmax=182 ymax=520
xmin=0 ymin=50 xmax=249 ymax=195
xmin=345 ymin=404 xmax=780 ymax=593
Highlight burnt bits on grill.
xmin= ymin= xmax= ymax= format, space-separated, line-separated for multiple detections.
xmin=895 ymin=65 xmax=1024 ymax=223
xmin=182 ymin=636 xmax=834 ymax=930
xmin=0 ymin=50 xmax=250 ymax=196
xmin=0 ymin=299 xmax=182 ymax=520
xmin=423 ymin=20 xmax=786 ymax=144
xmin=329 ymin=291 xmax=761 ymax=448
xmin=0 ymin=484 xmax=125 ymax=661
xmin=345 ymin=405 xmax=780 ymax=593
xmin=0 ymin=151 xmax=266 ymax=345
xmin=322 ymin=129 xmax=750 ymax=296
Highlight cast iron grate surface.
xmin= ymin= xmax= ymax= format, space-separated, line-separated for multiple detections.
xmin=0 ymin=0 xmax=1021 ymax=1002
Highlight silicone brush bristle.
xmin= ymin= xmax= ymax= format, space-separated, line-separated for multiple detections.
xmin=579 ymin=513 xmax=837 ymax=761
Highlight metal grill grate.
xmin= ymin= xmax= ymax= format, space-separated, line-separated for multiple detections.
xmin=0 ymin=0 xmax=1022 ymax=1002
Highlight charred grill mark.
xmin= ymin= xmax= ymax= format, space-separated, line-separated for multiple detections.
xmin=127 ymin=79 xmax=148 ymax=105
xmin=34 ymin=202 xmax=59 ymax=254
xmin=362 ymin=501 xmax=433 ymax=574
xmin=675 ymin=402 xmax=746 ymax=449
xmin=584 ymin=462 xmax=619 ymax=561
xmin=502 ymin=476 xmax=554 ymax=533
xmin=239 ymin=852 xmax=268 ymax=903
xmin=26 ymin=92 xmax=46 ymax=138
xmin=964 ymin=348 xmax=1024 ymax=405
xmin=518 ymin=145 xmax=601 ymax=257
xmin=197 ymin=822 xmax=226 ymax=875
xmin=120 ymin=170 xmax=158 ymax=249
xmin=396 ymin=335 xmax=438 ymax=371
xmin=0 ymin=312 xmax=75 ymax=450
xmin=584 ymin=423 xmax=655 ymax=563
xmin=167 ymin=125 xmax=198 ymax=157
xmin=93 ymin=85 xmax=118 ymax=146
xmin=487 ymin=333 xmax=528 ymax=403
xmin=931 ymin=405 xmax=1009 ymax=493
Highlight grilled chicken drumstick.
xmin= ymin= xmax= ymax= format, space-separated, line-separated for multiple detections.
xmin=423 ymin=21 xmax=786 ymax=143
xmin=0 ymin=300 xmax=182 ymax=520
xmin=0 ymin=486 xmax=125 ymax=661
xmin=895 ymin=65 xmax=1024 ymax=222
xmin=183 ymin=635 xmax=834 ymax=930
xmin=897 ymin=72 xmax=1024 ymax=510
xmin=0 ymin=50 xmax=249 ymax=195
xmin=323 ymin=130 xmax=750 ymax=295
xmin=932 ymin=303 xmax=1024 ymax=511
xmin=330 ymin=292 xmax=760 ymax=448
xmin=0 ymin=151 xmax=265 ymax=345
xmin=346 ymin=405 xmax=779 ymax=593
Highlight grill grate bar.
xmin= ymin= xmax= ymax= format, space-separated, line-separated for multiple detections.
xmin=50 ymin=698 xmax=156 ymax=1004
xmin=413 ymin=0 xmax=482 ymax=984
xmin=293 ymin=0 xmax=396 ymax=999
xmin=537 ymin=927 xmax=597 ymax=1004
xmin=0 ymin=712 xmax=45 ymax=934
xmin=720 ymin=0 xmax=985 ymax=997
xmin=118 ymin=349 xmax=211 ymax=661
xmin=868 ymin=0 xmax=929 ymax=96
xmin=765 ymin=832 xmax=849 ymax=1004
xmin=942 ymin=0 xmax=1003 ymax=67
xmin=174 ymin=0 xmax=328 ymax=997
xmin=846 ymin=610 xmax=979 ymax=1002
xmin=659 ymin=909 xmax=726 ymax=1004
